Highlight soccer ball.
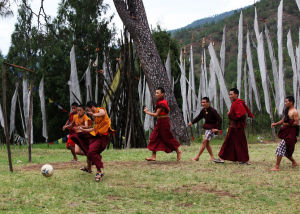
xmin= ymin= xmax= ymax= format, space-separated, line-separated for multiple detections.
xmin=41 ymin=164 xmax=54 ymax=177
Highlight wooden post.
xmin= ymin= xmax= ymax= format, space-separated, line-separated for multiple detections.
xmin=3 ymin=62 xmax=35 ymax=162
xmin=2 ymin=64 xmax=13 ymax=172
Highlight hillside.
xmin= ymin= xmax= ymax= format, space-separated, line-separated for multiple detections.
xmin=172 ymin=0 xmax=300 ymax=93
xmin=170 ymin=8 xmax=243 ymax=34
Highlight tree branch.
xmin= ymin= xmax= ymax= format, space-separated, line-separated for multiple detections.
xmin=21 ymin=0 xmax=50 ymax=30
xmin=113 ymin=0 xmax=136 ymax=31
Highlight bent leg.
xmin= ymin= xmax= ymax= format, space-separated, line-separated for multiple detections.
xmin=75 ymin=144 xmax=85 ymax=156
xmin=287 ymin=156 xmax=299 ymax=168
xmin=87 ymin=135 xmax=109 ymax=172
xmin=206 ymin=142 xmax=215 ymax=160
xmin=67 ymin=145 xmax=77 ymax=161
xmin=270 ymin=156 xmax=282 ymax=171
xmin=192 ymin=139 xmax=208 ymax=161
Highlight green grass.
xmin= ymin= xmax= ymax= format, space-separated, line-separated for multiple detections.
xmin=1 ymin=138 xmax=300 ymax=214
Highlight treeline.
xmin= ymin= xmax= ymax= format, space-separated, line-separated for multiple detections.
xmin=0 ymin=0 xmax=117 ymax=143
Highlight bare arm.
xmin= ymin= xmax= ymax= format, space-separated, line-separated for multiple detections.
xmin=291 ymin=110 xmax=299 ymax=126
xmin=271 ymin=118 xmax=284 ymax=128
xmin=62 ymin=120 xmax=71 ymax=130
xmin=80 ymin=120 xmax=90 ymax=129
xmin=87 ymin=109 xmax=105 ymax=117
xmin=144 ymin=107 xmax=162 ymax=117
xmin=78 ymin=127 xmax=95 ymax=133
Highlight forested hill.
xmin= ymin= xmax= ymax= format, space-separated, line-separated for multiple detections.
xmin=169 ymin=8 xmax=243 ymax=34
xmin=171 ymin=0 xmax=300 ymax=92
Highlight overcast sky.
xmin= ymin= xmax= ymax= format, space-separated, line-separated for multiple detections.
xmin=0 ymin=0 xmax=255 ymax=55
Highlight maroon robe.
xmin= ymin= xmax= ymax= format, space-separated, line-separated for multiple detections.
xmin=147 ymin=98 xmax=180 ymax=153
xmin=71 ymin=132 xmax=109 ymax=169
xmin=218 ymin=98 xmax=254 ymax=162
xmin=278 ymin=119 xmax=298 ymax=157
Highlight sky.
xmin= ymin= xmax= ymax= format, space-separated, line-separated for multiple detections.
xmin=0 ymin=0 xmax=255 ymax=55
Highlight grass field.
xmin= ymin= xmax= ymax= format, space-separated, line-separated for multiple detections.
xmin=1 ymin=137 xmax=300 ymax=214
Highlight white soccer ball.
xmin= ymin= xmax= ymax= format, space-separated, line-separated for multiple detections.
xmin=41 ymin=164 xmax=54 ymax=177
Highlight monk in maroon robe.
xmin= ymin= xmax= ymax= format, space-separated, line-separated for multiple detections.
xmin=270 ymin=96 xmax=299 ymax=171
xmin=215 ymin=88 xmax=254 ymax=164
xmin=144 ymin=87 xmax=182 ymax=161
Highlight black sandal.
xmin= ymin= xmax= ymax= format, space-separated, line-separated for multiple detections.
xmin=95 ymin=172 xmax=104 ymax=182
xmin=80 ymin=166 xmax=92 ymax=173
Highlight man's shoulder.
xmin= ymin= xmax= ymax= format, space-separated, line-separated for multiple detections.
xmin=83 ymin=114 xmax=90 ymax=120
xmin=290 ymin=108 xmax=299 ymax=115
xmin=209 ymin=107 xmax=219 ymax=113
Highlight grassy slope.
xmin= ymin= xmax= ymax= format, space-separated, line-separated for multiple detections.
xmin=1 ymin=138 xmax=300 ymax=214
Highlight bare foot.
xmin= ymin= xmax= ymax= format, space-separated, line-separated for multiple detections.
xmin=270 ymin=167 xmax=280 ymax=171
xmin=177 ymin=150 xmax=182 ymax=161
xmin=191 ymin=157 xmax=199 ymax=161
xmin=292 ymin=162 xmax=299 ymax=168
xmin=145 ymin=157 xmax=156 ymax=161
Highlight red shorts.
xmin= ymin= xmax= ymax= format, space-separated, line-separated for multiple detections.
xmin=66 ymin=134 xmax=76 ymax=147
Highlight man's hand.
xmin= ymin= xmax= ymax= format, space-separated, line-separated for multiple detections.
xmin=86 ymin=111 xmax=93 ymax=116
xmin=188 ymin=122 xmax=193 ymax=127
xmin=271 ymin=123 xmax=276 ymax=128
xmin=212 ymin=129 xmax=219 ymax=133
xmin=62 ymin=126 xmax=66 ymax=131
xmin=96 ymin=69 xmax=104 ymax=74
xmin=144 ymin=107 xmax=149 ymax=114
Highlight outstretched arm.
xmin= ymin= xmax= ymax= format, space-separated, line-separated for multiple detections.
xmin=271 ymin=118 xmax=284 ymax=128
xmin=188 ymin=111 xmax=204 ymax=126
xmin=62 ymin=120 xmax=71 ymax=131
xmin=87 ymin=109 xmax=105 ymax=117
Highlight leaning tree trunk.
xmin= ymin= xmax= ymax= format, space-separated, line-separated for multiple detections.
xmin=113 ymin=0 xmax=189 ymax=143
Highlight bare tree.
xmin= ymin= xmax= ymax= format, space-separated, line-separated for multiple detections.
xmin=113 ymin=0 xmax=189 ymax=143
xmin=0 ymin=0 xmax=13 ymax=17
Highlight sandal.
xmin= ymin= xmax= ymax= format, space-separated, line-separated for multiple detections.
xmin=95 ymin=172 xmax=104 ymax=182
xmin=213 ymin=158 xmax=225 ymax=163
xmin=80 ymin=166 xmax=92 ymax=173
xmin=239 ymin=162 xmax=251 ymax=165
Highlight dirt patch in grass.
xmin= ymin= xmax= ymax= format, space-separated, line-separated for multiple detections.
xmin=18 ymin=160 xmax=189 ymax=172
xmin=194 ymin=168 xmax=213 ymax=173
xmin=178 ymin=202 xmax=193 ymax=207
xmin=143 ymin=201 xmax=153 ymax=205
xmin=106 ymin=195 xmax=123 ymax=201
xmin=18 ymin=161 xmax=82 ymax=171
xmin=173 ymin=184 xmax=236 ymax=198
xmin=68 ymin=202 xmax=80 ymax=207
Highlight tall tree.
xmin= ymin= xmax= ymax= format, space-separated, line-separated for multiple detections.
xmin=113 ymin=0 xmax=189 ymax=143
xmin=7 ymin=0 xmax=116 ymax=142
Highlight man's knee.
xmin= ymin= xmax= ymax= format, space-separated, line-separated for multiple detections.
xmin=202 ymin=139 xmax=209 ymax=145
xmin=87 ymin=148 xmax=98 ymax=159
xmin=87 ymin=151 xmax=94 ymax=160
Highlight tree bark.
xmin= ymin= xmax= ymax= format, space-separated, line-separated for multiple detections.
xmin=2 ymin=64 xmax=13 ymax=172
xmin=113 ymin=0 xmax=189 ymax=143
